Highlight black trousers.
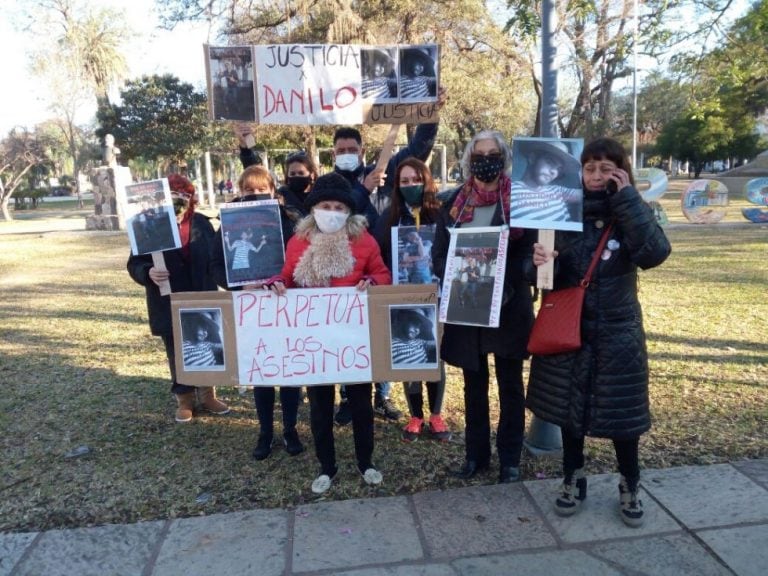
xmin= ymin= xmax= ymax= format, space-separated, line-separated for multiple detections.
xmin=462 ymin=356 xmax=525 ymax=467
xmin=307 ymin=383 xmax=374 ymax=476
xmin=562 ymin=430 xmax=640 ymax=483
xmin=161 ymin=333 xmax=196 ymax=395
xmin=253 ymin=387 xmax=301 ymax=439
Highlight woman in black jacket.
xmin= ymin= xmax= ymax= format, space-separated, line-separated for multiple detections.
xmin=373 ymin=158 xmax=452 ymax=443
xmin=208 ymin=165 xmax=304 ymax=461
xmin=432 ymin=131 xmax=536 ymax=484
xmin=127 ymin=174 xmax=229 ymax=423
xmin=527 ymin=137 xmax=671 ymax=527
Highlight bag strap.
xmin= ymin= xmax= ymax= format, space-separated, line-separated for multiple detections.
xmin=580 ymin=223 xmax=614 ymax=287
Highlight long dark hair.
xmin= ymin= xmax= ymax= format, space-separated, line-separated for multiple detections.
xmin=581 ymin=137 xmax=636 ymax=187
xmin=387 ymin=157 xmax=441 ymax=228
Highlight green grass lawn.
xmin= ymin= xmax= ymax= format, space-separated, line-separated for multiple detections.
xmin=0 ymin=198 xmax=766 ymax=532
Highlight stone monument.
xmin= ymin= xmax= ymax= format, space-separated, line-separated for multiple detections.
xmin=86 ymin=134 xmax=124 ymax=231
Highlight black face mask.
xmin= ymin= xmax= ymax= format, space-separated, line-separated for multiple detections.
xmin=241 ymin=193 xmax=272 ymax=202
xmin=287 ymin=176 xmax=312 ymax=195
xmin=172 ymin=198 xmax=187 ymax=215
xmin=470 ymin=154 xmax=505 ymax=183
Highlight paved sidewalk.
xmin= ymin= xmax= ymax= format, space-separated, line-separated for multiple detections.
xmin=2 ymin=459 xmax=766 ymax=575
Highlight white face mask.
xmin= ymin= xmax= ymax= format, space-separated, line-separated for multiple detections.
xmin=335 ymin=153 xmax=360 ymax=172
xmin=313 ymin=208 xmax=349 ymax=234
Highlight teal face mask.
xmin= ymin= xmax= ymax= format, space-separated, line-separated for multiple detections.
xmin=400 ymin=184 xmax=424 ymax=207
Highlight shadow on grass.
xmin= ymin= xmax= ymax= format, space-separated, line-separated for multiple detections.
xmin=647 ymin=331 xmax=768 ymax=354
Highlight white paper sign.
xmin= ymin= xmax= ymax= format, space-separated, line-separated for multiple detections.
xmin=234 ymin=287 xmax=372 ymax=386
xmin=255 ymin=44 xmax=363 ymax=125
xmin=438 ymin=226 xmax=508 ymax=328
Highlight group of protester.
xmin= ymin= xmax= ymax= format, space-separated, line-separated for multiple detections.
xmin=127 ymin=86 xmax=670 ymax=527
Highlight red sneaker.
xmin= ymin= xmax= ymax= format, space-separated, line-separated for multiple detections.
xmin=428 ymin=414 xmax=452 ymax=442
xmin=401 ymin=417 xmax=423 ymax=442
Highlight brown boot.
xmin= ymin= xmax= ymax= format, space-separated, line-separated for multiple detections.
xmin=174 ymin=391 xmax=196 ymax=423
xmin=197 ymin=387 xmax=230 ymax=415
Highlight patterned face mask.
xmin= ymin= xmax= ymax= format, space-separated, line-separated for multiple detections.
xmin=470 ymin=153 xmax=505 ymax=183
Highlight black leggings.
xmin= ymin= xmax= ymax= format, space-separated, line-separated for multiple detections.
xmin=562 ymin=429 xmax=640 ymax=481
xmin=307 ymin=383 xmax=374 ymax=476
xmin=403 ymin=380 xmax=445 ymax=419
xmin=253 ymin=387 xmax=301 ymax=439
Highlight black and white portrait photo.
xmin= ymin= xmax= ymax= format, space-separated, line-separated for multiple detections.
xmin=361 ymin=47 xmax=398 ymax=102
xmin=398 ymin=45 xmax=438 ymax=101
xmin=180 ymin=309 xmax=226 ymax=371
xmin=510 ymin=137 xmax=584 ymax=232
xmin=389 ymin=305 xmax=438 ymax=370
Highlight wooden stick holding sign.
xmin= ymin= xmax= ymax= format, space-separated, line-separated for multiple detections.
xmin=369 ymin=123 xmax=402 ymax=187
xmin=151 ymin=251 xmax=172 ymax=296
xmin=536 ymin=229 xmax=555 ymax=290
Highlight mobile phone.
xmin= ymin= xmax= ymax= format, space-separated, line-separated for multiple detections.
xmin=607 ymin=178 xmax=618 ymax=194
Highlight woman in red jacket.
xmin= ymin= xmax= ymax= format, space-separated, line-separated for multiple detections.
xmin=268 ymin=173 xmax=392 ymax=494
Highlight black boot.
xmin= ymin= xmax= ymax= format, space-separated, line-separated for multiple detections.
xmin=252 ymin=434 xmax=273 ymax=461
xmin=283 ymin=428 xmax=305 ymax=456
xmin=450 ymin=459 xmax=489 ymax=479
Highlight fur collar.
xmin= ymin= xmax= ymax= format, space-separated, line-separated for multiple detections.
xmin=293 ymin=229 xmax=355 ymax=287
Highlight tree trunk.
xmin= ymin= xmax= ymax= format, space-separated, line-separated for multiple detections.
xmin=1 ymin=196 xmax=12 ymax=221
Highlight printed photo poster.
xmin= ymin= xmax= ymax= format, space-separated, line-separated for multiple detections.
xmin=254 ymin=44 xmax=363 ymax=125
xmin=219 ymin=200 xmax=285 ymax=287
xmin=205 ymin=45 xmax=256 ymax=122
xmin=510 ymin=137 xmax=584 ymax=232
xmin=398 ymin=45 xmax=439 ymax=101
xmin=121 ymin=179 xmax=181 ymax=255
xmin=179 ymin=308 xmax=226 ymax=372
xmin=360 ymin=46 xmax=399 ymax=103
xmin=438 ymin=227 xmax=508 ymax=328
xmin=389 ymin=304 xmax=438 ymax=370
xmin=234 ymin=287 xmax=373 ymax=386
xmin=391 ymin=224 xmax=438 ymax=285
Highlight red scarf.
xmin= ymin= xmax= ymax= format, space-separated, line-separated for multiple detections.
xmin=450 ymin=174 xmax=511 ymax=224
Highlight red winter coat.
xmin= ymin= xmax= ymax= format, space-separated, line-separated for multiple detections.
xmin=280 ymin=230 xmax=392 ymax=288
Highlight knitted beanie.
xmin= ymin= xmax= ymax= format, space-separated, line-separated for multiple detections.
xmin=304 ymin=173 xmax=356 ymax=212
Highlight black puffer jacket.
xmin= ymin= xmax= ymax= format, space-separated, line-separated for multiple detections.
xmin=432 ymin=186 xmax=535 ymax=371
xmin=525 ymin=185 xmax=671 ymax=439
xmin=127 ymin=212 xmax=217 ymax=336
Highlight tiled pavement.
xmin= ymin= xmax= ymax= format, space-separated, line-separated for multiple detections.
xmin=2 ymin=459 xmax=766 ymax=575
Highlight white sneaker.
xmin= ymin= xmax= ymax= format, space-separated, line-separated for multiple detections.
xmin=311 ymin=474 xmax=333 ymax=494
xmin=362 ymin=468 xmax=383 ymax=486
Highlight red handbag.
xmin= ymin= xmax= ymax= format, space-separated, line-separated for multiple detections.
xmin=527 ymin=225 xmax=613 ymax=356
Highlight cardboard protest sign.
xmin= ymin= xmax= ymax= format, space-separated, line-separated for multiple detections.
xmin=366 ymin=285 xmax=442 ymax=382
xmin=438 ymin=227 xmax=508 ymax=328
xmin=171 ymin=291 xmax=239 ymax=387
xmin=510 ymin=137 xmax=584 ymax=232
xmin=205 ymin=46 xmax=256 ymax=122
xmin=120 ymin=179 xmax=181 ymax=256
xmin=205 ymin=43 xmax=439 ymax=125
xmin=170 ymin=285 xmax=441 ymax=386
xmin=219 ymin=200 xmax=285 ymax=287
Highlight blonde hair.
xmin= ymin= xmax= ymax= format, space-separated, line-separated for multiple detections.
xmin=238 ymin=165 xmax=275 ymax=194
